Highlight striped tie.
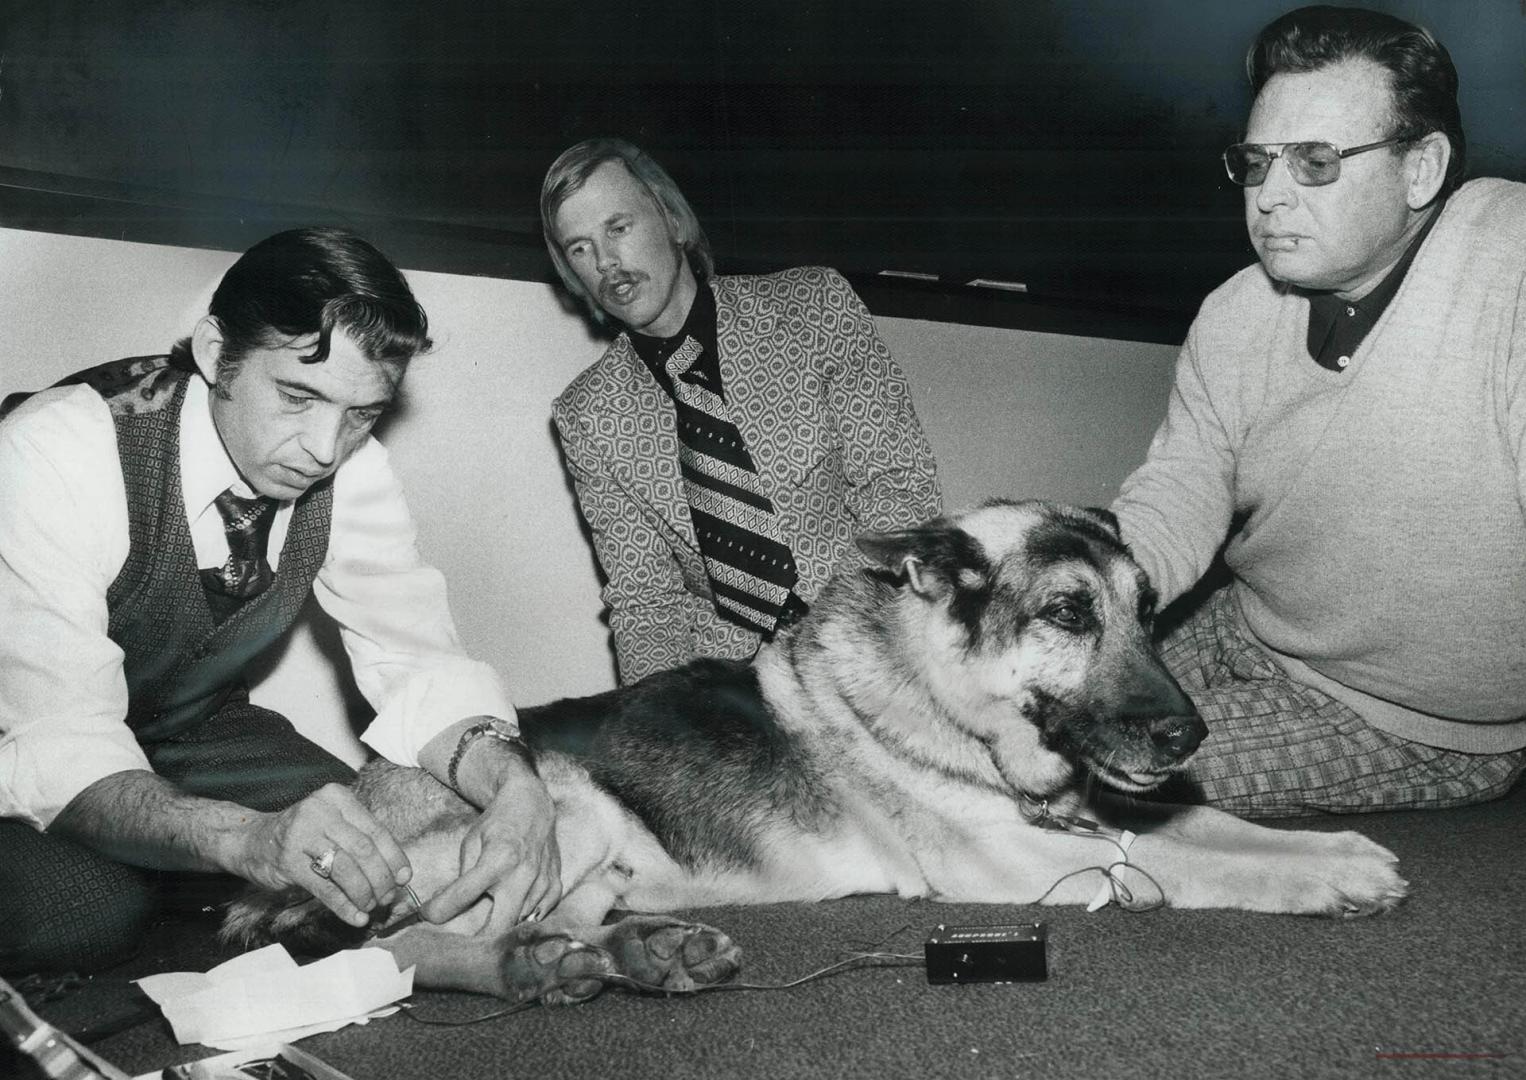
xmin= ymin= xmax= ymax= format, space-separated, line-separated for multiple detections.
xmin=665 ymin=336 xmax=803 ymax=635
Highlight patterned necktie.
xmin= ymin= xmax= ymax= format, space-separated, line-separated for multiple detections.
xmin=664 ymin=336 xmax=806 ymax=635
xmin=208 ymin=488 xmax=278 ymax=598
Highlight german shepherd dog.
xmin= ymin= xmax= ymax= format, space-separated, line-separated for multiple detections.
xmin=224 ymin=500 xmax=1406 ymax=1003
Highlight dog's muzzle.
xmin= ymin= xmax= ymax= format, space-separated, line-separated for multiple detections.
xmin=1149 ymin=713 xmax=1208 ymax=763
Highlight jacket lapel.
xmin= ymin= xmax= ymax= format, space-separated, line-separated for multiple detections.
xmin=589 ymin=273 xmax=832 ymax=555
xmin=595 ymin=334 xmax=694 ymax=547
xmin=713 ymin=275 xmax=829 ymax=488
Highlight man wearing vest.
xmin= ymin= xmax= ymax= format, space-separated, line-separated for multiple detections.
xmin=0 ymin=228 xmax=559 ymax=975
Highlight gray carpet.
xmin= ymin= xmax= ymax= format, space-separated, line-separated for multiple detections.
xmin=13 ymin=782 xmax=1524 ymax=1080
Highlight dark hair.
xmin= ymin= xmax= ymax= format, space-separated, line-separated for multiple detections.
xmin=539 ymin=138 xmax=714 ymax=323
xmin=1247 ymin=5 xmax=1466 ymax=192
xmin=188 ymin=227 xmax=431 ymax=385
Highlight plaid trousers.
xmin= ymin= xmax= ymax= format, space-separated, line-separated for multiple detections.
xmin=1157 ymin=589 xmax=1525 ymax=818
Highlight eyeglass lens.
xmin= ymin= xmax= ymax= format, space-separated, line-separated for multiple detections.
xmin=1226 ymin=142 xmax=1343 ymax=187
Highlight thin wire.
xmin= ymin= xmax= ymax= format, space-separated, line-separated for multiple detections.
xmin=401 ymin=999 xmax=539 ymax=1026
xmin=1029 ymin=858 xmax=1166 ymax=913
xmin=601 ymin=952 xmax=926 ymax=995
xmin=397 ymin=843 xmax=1165 ymax=1028
xmin=842 ymin=921 xmax=918 ymax=953
xmin=398 ymin=939 xmax=925 ymax=1026
xmin=1017 ymin=804 xmax=1169 ymax=913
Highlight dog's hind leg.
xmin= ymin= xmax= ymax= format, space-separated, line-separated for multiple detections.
xmin=579 ymin=915 xmax=743 ymax=995
xmin=372 ymin=912 xmax=741 ymax=1003
xmin=532 ymin=776 xmax=744 ymax=997
xmin=371 ymin=922 xmax=618 ymax=1005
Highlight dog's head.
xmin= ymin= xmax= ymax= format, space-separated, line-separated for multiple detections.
xmin=857 ymin=499 xmax=1206 ymax=798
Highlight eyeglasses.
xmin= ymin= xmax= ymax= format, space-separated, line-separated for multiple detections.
xmin=1222 ymin=136 xmax=1413 ymax=187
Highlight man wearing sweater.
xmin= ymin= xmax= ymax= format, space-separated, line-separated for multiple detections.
xmin=1112 ymin=5 xmax=1526 ymax=816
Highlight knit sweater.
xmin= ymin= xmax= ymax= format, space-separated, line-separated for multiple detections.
xmin=1114 ymin=178 xmax=1526 ymax=753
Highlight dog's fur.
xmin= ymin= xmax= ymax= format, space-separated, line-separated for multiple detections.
xmin=224 ymin=500 xmax=1406 ymax=1002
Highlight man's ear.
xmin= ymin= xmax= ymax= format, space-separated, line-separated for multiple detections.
xmin=1405 ymin=131 xmax=1450 ymax=210
xmin=857 ymin=522 xmax=989 ymax=601
xmin=190 ymin=316 xmax=225 ymax=386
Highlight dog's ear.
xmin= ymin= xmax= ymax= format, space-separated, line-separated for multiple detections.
xmin=857 ymin=523 xmax=989 ymax=599
xmin=1079 ymin=506 xmax=1122 ymax=538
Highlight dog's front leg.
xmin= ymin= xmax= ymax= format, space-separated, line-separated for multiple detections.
xmin=925 ymin=821 xmax=1153 ymax=907
xmin=1091 ymin=797 xmax=1408 ymax=917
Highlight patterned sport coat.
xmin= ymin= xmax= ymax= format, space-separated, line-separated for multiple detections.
xmin=553 ymin=266 xmax=943 ymax=684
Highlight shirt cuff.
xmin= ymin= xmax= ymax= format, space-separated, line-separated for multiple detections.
xmin=357 ymin=656 xmax=519 ymax=766
xmin=0 ymin=726 xmax=154 ymax=831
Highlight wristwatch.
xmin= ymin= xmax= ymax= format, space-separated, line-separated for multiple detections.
xmin=446 ymin=718 xmax=532 ymax=794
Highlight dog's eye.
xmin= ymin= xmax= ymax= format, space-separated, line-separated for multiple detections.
xmin=1045 ymin=603 xmax=1088 ymax=630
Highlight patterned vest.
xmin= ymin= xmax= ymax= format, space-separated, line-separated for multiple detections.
xmin=64 ymin=356 xmax=335 ymax=742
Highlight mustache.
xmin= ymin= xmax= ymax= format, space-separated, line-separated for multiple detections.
xmin=598 ymin=270 xmax=647 ymax=299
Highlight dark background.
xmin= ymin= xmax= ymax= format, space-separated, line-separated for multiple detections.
xmin=1 ymin=0 xmax=1522 ymax=321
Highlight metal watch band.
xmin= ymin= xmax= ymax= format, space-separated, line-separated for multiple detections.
xmin=446 ymin=719 xmax=529 ymax=794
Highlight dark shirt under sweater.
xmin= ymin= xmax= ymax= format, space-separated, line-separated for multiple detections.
xmin=1302 ymin=200 xmax=1444 ymax=371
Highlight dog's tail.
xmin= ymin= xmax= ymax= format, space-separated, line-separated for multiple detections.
xmin=219 ymin=885 xmax=367 ymax=954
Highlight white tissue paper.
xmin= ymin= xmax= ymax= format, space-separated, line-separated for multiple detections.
xmin=135 ymin=943 xmax=415 ymax=1050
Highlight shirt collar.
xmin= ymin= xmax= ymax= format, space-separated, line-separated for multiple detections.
xmin=628 ymin=281 xmax=721 ymax=399
xmin=179 ymin=374 xmax=260 ymax=521
xmin=1303 ymin=197 xmax=1445 ymax=364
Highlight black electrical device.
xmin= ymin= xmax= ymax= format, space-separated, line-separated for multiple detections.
xmin=924 ymin=923 xmax=1048 ymax=984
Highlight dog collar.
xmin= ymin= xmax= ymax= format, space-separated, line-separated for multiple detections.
xmin=1017 ymin=794 xmax=1113 ymax=837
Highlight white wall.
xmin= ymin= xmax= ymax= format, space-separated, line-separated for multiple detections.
xmin=0 ymin=227 xmax=1180 ymax=763
xmin=879 ymin=317 xmax=1181 ymax=510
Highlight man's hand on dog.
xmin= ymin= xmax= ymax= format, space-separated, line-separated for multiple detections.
xmin=414 ymin=717 xmax=563 ymax=930
xmin=234 ymin=783 xmax=413 ymax=928
xmin=424 ymin=758 xmax=563 ymax=933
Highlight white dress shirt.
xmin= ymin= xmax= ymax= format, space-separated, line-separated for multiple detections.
xmin=0 ymin=374 xmax=517 ymax=829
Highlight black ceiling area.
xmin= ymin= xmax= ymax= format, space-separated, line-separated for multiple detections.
xmin=1 ymin=0 xmax=1522 ymax=327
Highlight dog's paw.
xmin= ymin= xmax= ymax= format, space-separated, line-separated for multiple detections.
xmin=600 ymin=915 xmax=743 ymax=993
xmin=499 ymin=929 xmax=618 ymax=1006
xmin=1276 ymin=830 xmax=1408 ymax=917
xmin=1320 ymin=830 xmax=1407 ymax=917
xmin=1321 ymin=829 xmax=1400 ymax=865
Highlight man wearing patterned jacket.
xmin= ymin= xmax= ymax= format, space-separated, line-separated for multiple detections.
xmin=543 ymin=138 xmax=943 ymax=684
